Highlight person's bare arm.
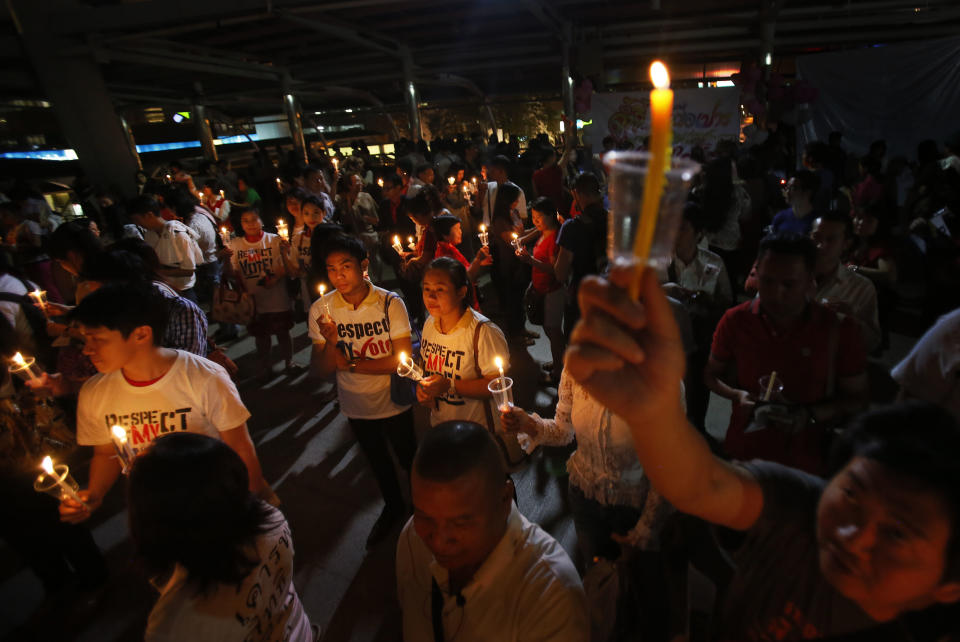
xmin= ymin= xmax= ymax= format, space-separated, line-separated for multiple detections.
xmin=554 ymin=247 xmax=573 ymax=283
xmin=565 ymin=267 xmax=764 ymax=531
xmin=220 ymin=424 xmax=269 ymax=495
xmin=60 ymin=444 xmax=121 ymax=523
xmin=704 ymin=355 xmax=754 ymax=410
xmin=350 ymin=336 xmax=413 ymax=375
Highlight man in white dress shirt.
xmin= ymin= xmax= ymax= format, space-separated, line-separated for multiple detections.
xmin=397 ymin=421 xmax=588 ymax=642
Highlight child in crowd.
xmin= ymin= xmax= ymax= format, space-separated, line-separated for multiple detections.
xmin=132 ymin=434 xmax=313 ymax=642
xmin=227 ymin=206 xmax=296 ymax=373
xmin=283 ymin=193 xmax=327 ymax=318
xmin=417 ymin=257 xmax=509 ymax=431
xmin=308 ymin=233 xmax=417 ymax=547
xmin=432 ymin=214 xmax=491 ymax=310
xmin=31 ymin=282 xmax=274 ymax=525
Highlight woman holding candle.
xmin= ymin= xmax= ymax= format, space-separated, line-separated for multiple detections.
xmin=129 ymin=433 xmax=313 ymax=642
xmin=488 ymin=183 xmax=531 ymax=345
xmin=282 ymin=194 xmax=328 ymax=318
xmin=432 ymin=215 xmax=492 ymax=311
xmin=225 ymin=207 xmax=296 ymax=373
xmin=417 ymin=257 xmax=510 ymax=433
xmin=516 ymin=197 xmax=566 ymax=384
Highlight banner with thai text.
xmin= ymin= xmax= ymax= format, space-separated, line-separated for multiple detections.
xmin=583 ymin=88 xmax=741 ymax=157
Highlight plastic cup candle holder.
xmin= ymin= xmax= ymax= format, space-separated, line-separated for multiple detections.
xmin=276 ymin=219 xmax=289 ymax=241
xmin=487 ymin=376 xmax=514 ymax=412
xmin=111 ymin=425 xmax=136 ymax=474
xmin=317 ymin=284 xmax=332 ymax=319
xmin=219 ymin=226 xmax=231 ymax=245
xmin=407 ymin=236 xmax=416 ymax=251
xmin=478 ymin=224 xmax=489 ymax=248
xmin=511 ymin=232 xmax=521 ymax=254
xmin=396 ymin=352 xmax=424 ymax=382
xmin=35 ymin=456 xmax=86 ymax=506
xmin=392 ymin=235 xmax=404 ymax=255
xmin=759 ymin=372 xmax=784 ymax=402
xmin=9 ymin=352 xmax=43 ymax=384
xmin=28 ymin=289 xmax=48 ymax=318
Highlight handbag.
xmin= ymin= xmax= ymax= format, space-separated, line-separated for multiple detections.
xmin=212 ymin=275 xmax=256 ymax=325
xmin=523 ymin=283 xmax=546 ymax=326
xmin=384 ymin=292 xmax=420 ymax=406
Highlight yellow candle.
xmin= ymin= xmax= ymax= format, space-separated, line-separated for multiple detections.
xmin=631 ymin=60 xmax=674 ymax=296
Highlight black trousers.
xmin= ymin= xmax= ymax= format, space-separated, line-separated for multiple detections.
xmin=347 ymin=408 xmax=417 ymax=512
xmin=0 ymin=473 xmax=107 ymax=593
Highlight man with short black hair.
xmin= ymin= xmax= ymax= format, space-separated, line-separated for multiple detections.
xmin=128 ymin=195 xmax=203 ymax=301
xmin=771 ymin=170 xmax=821 ymax=237
xmin=397 ymin=421 xmax=588 ymax=641
xmin=705 ymin=233 xmax=868 ymax=473
xmin=476 ymin=155 xmax=527 ymax=226
xmin=34 ymin=282 xmax=271 ymax=524
xmin=811 ymin=211 xmax=881 ymax=352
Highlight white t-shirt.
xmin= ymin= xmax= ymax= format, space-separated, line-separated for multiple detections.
xmin=145 ymin=505 xmax=313 ymax=642
xmin=397 ymin=503 xmax=588 ymax=642
xmin=187 ymin=207 xmax=219 ymax=264
xmin=481 ymin=180 xmax=527 ymax=226
xmin=308 ymin=283 xmax=411 ymax=419
xmin=291 ymin=227 xmax=315 ymax=316
xmin=891 ymin=308 xmax=960 ymax=421
xmin=230 ymin=233 xmax=290 ymax=315
xmin=0 ymin=273 xmax=37 ymax=349
xmin=420 ymin=309 xmax=508 ymax=429
xmin=76 ymin=351 xmax=251 ymax=454
xmin=146 ymin=220 xmax=204 ymax=291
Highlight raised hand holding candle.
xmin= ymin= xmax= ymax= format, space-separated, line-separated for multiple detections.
xmin=111 ymin=425 xmax=136 ymax=472
xmin=276 ymin=219 xmax=289 ymax=241
xmin=219 ymin=226 xmax=231 ymax=245
xmin=39 ymin=456 xmax=86 ymax=506
xmin=488 ymin=356 xmax=514 ymax=411
xmin=219 ymin=189 xmax=225 ymax=200
xmin=392 ymin=235 xmax=404 ymax=255
xmin=511 ymin=232 xmax=520 ymax=254
xmin=478 ymin=224 xmax=489 ymax=248
xmin=396 ymin=351 xmax=424 ymax=382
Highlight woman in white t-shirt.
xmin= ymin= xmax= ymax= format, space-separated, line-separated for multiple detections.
xmin=281 ymin=194 xmax=326 ymax=317
xmin=227 ymin=208 xmax=294 ymax=372
xmin=131 ymin=433 xmax=313 ymax=642
xmin=416 ymin=256 xmax=509 ymax=431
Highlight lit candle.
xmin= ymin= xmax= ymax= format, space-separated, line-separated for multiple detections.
xmin=276 ymin=219 xmax=289 ymax=241
xmin=447 ymin=176 xmax=455 ymax=185
xmin=40 ymin=456 xmax=86 ymax=506
xmin=276 ymin=177 xmax=283 ymax=191
xmin=317 ymin=283 xmax=331 ymax=318
xmin=377 ymin=177 xmax=385 ymax=188
xmin=494 ymin=355 xmax=505 ymax=385
xmin=219 ymin=226 xmax=231 ymax=245
xmin=197 ymin=190 xmax=204 ymax=201
xmin=478 ymin=224 xmax=489 ymax=248
xmin=165 ymin=173 xmax=172 ymax=182
xmin=631 ymin=60 xmax=674 ymax=297
xmin=407 ymin=236 xmax=416 ymax=251
xmin=332 ymin=158 xmax=339 ymax=171
xmin=111 ymin=425 xmax=136 ymax=472
xmin=392 ymin=235 xmax=404 ymax=254
xmin=28 ymin=289 xmax=48 ymax=317
xmin=511 ymin=232 xmax=520 ymax=253
xmin=10 ymin=352 xmax=40 ymax=383
xmin=219 ymin=189 xmax=225 ymax=200
xmin=397 ymin=351 xmax=423 ymax=381
xmin=471 ymin=177 xmax=478 ymax=185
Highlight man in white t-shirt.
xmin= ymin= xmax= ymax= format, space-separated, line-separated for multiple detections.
xmin=397 ymin=421 xmax=588 ymax=641
xmin=129 ymin=195 xmax=203 ymax=299
xmin=31 ymin=282 xmax=271 ymax=524
xmin=476 ymin=155 xmax=527 ymax=226
xmin=309 ymin=233 xmax=417 ymax=547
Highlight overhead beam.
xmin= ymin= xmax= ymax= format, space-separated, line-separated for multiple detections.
xmin=274 ymin=9 xmax=402 ymax=58
xmin=520 ymin=0 xmax=567 ymax=40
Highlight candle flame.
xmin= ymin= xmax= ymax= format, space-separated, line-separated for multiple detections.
xmin=378 ymin=178 xmax=384 ymax=187
xmin=41 ymin=456 xmax=54 ymax=474
xmin=511 ymin=232 xmax=518 ymax=240
xmin=399 ymin=352 xmax=407 ymax=366
xmin=220 ymin=226 xmax=227 ymax=234
xmin=393 ymin=235 xmax=400 ymax=244
xmin=494 ymin=356 xmax=503 ymax=370
xmin=12 ymin=352 xmax=25 ymax=366
xmin=408 ymin=236 xmax=414 ymax=243
xmin=480 ymin=224 xmax=486 ymax=232
xmin=111 ymin=425 xmax=127 ymax=443
xmin=650 ymin=60 xmax=670 ymax=90
xmin=318 ymin=283 xmax=326 ymax=296
xmin=448 ymin=176 xmax=455 ymax=185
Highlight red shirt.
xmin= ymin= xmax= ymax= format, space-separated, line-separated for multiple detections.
xmin=532 ymin=165 xmax=563 ymax=204
xmin=435 ymin=242 xmax=480 ymax=310
xmin=531 ymin=230 xmax=560 ymax=294
xmin=711 ymin=299 xmax=865 ymax=472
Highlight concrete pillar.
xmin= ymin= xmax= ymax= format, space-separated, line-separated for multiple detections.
xmin=192 ymin=100 xmax=218 ymax=162
xmin=401 ymin=47 xmax=421 ymax=142
xmin=282 ymin=75 xmax=308 ymax=165
xmin=11 ymin=0 xmax=140 ymax=196
xmin=119 ymin=115 xmax=142 ymax=172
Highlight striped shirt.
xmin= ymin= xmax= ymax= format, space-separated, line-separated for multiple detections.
xmin=816 ymin=264 xmax=880 ymax=353
xmin=154 ymin=281 xmax=208 ymax=356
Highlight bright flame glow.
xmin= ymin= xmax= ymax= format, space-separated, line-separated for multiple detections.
xmin=399 ymin=352 xmax=408 ymax=366
xmin=447 ymin=176 xmax=455 ymax=185
xmin=494 ymin=356 xmax=503 ymax=370
xmin=12 ymin=352 xmax=25 ymax=366
xmin=480 ymin=224 xmax=486 ymax=232
xmin=407 ymin=236 xmax=414 ymax=244
xmin=111 ymin=425 xmax=127 ymax=443
xmin=41 ymin=456 xmax=54 ymax=474
xmin=650 ymin=60 xmax=670 ymax=89
xmin=318 ymin=283 xmax=326 ymax=296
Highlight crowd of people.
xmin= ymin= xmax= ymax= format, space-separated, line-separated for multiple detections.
xmin=0 ymin=124 xmax=959 ymax=641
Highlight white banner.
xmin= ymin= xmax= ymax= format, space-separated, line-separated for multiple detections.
xmin=582 ymin=87 xmax=741 ymax=156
